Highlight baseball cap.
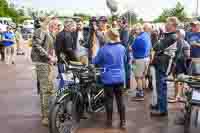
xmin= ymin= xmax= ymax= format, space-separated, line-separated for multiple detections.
xmin=98 ymin=16 xmax=108 ymax=22
xmin=190 ymin=20 xmax=200 ymax=25
xmin=90 ymin=16 xmax=97 ymax=22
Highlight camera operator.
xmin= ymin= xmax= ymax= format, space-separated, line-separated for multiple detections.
xmin=86 ymin=16 xmax=108 ymax=62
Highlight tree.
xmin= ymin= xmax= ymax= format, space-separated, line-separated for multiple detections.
xmin=154 ymin=2 xmax=188 ymax=22
xmin=18 ymin=8 xmax=25 ymax=16
xmin=121 ymin=10 xmax=138 ymax=25
xmin=0 ymin=0 xmax=26 ymax=23
xmin=73 ymin=13 xmax=91 ymax=21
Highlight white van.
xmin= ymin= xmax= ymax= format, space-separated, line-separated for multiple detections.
xmin=22 ymin=20 xmax=34 ymax=29
xmin=22 ymin=20 xmax=35 ymax=40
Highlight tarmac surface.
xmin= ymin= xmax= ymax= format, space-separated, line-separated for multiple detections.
xmin=0 ymin=46 xmax=200 ymax=133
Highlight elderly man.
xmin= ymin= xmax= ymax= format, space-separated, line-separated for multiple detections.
xmin=31 ymin=17 xmax=57 ymax=126
xmin=168 ymin=29 xmax=190 ymax=103
xmin=151 ymin=17 xmax=179 ymax=116
xmin=186 ymin=20 xmax=200 ymax=76
xmin=55 ymin=19 xmax=78 ymax=83
xmin=55 ymin=19 xmax=77 ymax=63
xmin=131 ymin=23 xmax=152 ymax=101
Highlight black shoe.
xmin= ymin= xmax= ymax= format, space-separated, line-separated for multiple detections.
xmin=150 ymin=110 xmax=168 ymax=117
xmin=120 ymin=120 xmax=126 ymax=129
xmin=150 ymin=104 xmax=158 ymax=110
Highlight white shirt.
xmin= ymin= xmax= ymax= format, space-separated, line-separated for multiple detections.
xmin=76 ymin=31 xmax=88 ymax=57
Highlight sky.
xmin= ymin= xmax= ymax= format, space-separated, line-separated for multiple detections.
xmin=11 ymin=0 xmax=199 ymax=20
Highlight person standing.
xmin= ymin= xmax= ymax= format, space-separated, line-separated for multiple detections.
xmin=131 ymin=23 xmax=152 ymax=101
xmin=186 ymin=20 xmax=200 ymax=76
xmin=93 ymin=28 xmax=126 ymax=128
xmin=151 ymin=17 xmax=179 ymax=116
xmin=0 ymin=28 xmax=4 ymax=62
xmin=55 ymin=19 xmax=77 ymax=63
xmin=168 ymin=29 xmax=190 ymax=103
xmin=2 ymin=26 xmax=16 ymax=64
xmin=31 ymin=17 xmax=57 ymax=126
xmin=15 ymin=27 xmax=25 ymax=55
xmin=75 ymin=20 xmax=89 ymax=65
xmin=118 ymin=17 xmax=130 ymax=89
xmin=87 ymin=16 xmax=108 ymax=61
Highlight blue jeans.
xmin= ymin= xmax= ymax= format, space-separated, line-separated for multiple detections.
xmin=156 ymin=70 xmax=168 ymax=113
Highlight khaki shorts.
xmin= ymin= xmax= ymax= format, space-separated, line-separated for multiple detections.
xmin=133 ymin=58 xmax=150 ymax=78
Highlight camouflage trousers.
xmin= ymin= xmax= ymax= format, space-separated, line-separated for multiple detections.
xmin=36 ymin=63 xmax=55 ymax=120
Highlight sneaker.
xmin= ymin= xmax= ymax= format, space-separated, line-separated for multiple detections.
xmin=139 ymin=90 xmax=144 ymax=97
xmin=132 ymin=89 xmax=145 ymax=101
xmin=135 ymin=90 xmax=141 ymax=97
xmin=42 ymin=118 xmax=49 ymax=126
xmin=150 ymin=110 xmax=168 ymax=117
xmin=119 ymin=120 xmax=126 ymax=129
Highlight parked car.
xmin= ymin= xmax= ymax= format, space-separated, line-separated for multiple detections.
xmin=22 ymin=20 xmax=34 ymax=40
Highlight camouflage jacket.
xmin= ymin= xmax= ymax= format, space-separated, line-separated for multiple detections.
xmin=31 ymin=28 xmax=54 ymax=63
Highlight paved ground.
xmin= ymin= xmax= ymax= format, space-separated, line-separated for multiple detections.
xmin=0 ymin=46 xmax=200 ymax=133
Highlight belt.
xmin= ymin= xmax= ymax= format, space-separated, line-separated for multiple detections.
xmin=192 ymin=58 xmax=200 ymax=63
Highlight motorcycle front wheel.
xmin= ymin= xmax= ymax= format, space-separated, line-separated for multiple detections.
xmin=49 ymin=95 xmax=76 ymax=133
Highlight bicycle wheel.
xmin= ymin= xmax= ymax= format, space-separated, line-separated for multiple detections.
xmin=49 ymin=95 xmax=76 ymax=133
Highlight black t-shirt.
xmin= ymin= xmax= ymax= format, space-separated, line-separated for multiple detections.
xmin=153 ymin=32 xmax=177 ymax=73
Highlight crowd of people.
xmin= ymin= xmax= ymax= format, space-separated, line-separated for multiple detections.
xmin=4 ymin=15 xmax=199 ymax=128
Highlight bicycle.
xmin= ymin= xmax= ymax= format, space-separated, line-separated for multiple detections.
xmin=166 ymin=75 xmax=200 ymax=132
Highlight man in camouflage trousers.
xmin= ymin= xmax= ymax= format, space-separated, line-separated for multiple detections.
xmin=31 ymin=17 xmax=58 ymax=126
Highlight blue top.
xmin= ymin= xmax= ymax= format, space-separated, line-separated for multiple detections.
xmin=2 ymin=32 xmax=15 ymax=47
xmin=92 ymin=42 xmax=126 ymax=85
xmin=132 ymin=32 xmax=152 ymax=59
xmin=186 ymin=32 xmax=200 ymax=58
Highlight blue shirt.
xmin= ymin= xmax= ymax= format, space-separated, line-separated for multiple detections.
xmin=186 ymin=32 xmax=200 ymax=58
xmin=132 ymin=32 xmax=152 ymax=59
xmin=2 ymin=32 xmax=15 ymax=47
xmin=92 ymin=42 xmax=126 ymax=85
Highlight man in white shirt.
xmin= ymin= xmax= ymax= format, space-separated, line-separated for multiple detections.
xmin=75 ymin=21 xmax=89 ymax=65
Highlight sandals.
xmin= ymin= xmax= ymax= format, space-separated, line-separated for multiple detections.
xmin=168 ymin=96 xmax=186 ymax=103
xmin=168 ymin=97 xmax=178 ymax=103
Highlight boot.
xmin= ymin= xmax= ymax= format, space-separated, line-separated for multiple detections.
xmin=42 ymin=118 xmax=49 ymax=126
